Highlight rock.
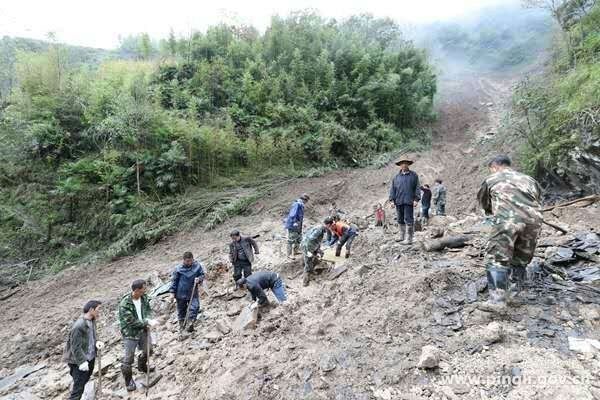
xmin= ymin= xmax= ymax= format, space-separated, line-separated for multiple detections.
xmin=510 ymin=367 xmax=523 ymax=385
xmin=329 ymin=265 xmax=348 ymax=280
xmin=216 ymin=319 xmax=232 ymax=335
xmin=226 ymin=304 xmax=243 ymax=317
xmin=568 ymin=337 xmax=600 ymax=353
xmin=233 ymin=305 xmax=258 ymax=332
xmin=545 ymin=247 xmax=575 ymax=264
xmin=319 ymin=354 xmax=337 ymax=372
xmin=482 ymin=322 xmax=504 ymax=344
xmin=0 ymin=364 xmax=47 ymax=391
xmin=191 ymin=340 xmax=211 ymax=350
xmin=417 ymin=345 xmax=441 ymax=369
xmin=439 ymin=385 xmax=459 ymax=400
xmin=204 ymin=330 xmax=223 ymax=343
xmin=111 ymin=389 xmax=128 ymax=399
xmin=82 ymin=381 xmax=95 ymax=400
xmin=451 ymin=384 xmax=470 ymax=394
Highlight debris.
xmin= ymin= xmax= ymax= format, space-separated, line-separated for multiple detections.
xmin=319 ymin=354 xmax=337 ymax=372
xmin=568 ymin=337 xmax=600 ymax=353
xmin=542 ymin=219 xmax=568 ymax=234
xmin=233 ymin=305 xmax=258 ymax=332
xmin=545 ymin=247 xmax=575 ymax=264
xmin=226 ymin=304 xmax=243 ymax=317
xmin=482 ymin=322 xmax=504 ymax=344
xmin=417 ymin=345 xmax=441 ymax=369
xmin=542 ymin=194 xmax=600 ymax=212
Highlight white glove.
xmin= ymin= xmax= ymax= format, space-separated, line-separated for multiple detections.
xmin=78 ymin=362 xmax=89 ymax=372
xmin=293 ymin=222 xmax=299 ymax=227
xmin=250 ymin=301 xmax=259 ymax=310
xmin=96 ymin=341 xmax=105 ymax=350
xmin=146 ymin=319 xmax=159 ymax=327
xmin=307 ymin=252 xmax=313 ymax=258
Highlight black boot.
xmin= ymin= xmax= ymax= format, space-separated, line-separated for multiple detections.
xmin=302 ymin=272 xmax=310 ymax=287
xmin=335 ymin=245 xmax=342 ymax=257
xmin=405 ymin=224 xmax=414 ymax=245
xmin=137 ymin=354 xmax=155 ymax=373
xmin=508 ymin=266 xmax=527 ymax=305
xmin=479 ymin=265 xmax=509 ymax=313
xmin=186 ymin=320 xmax=195 ymax=333
xmin=121 ymin=366 xmax=136 ymax=392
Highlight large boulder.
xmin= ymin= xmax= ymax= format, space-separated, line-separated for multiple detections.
xmin=233 ymin=305 xmax=258 ymax=332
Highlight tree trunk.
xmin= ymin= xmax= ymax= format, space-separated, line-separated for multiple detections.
xmin=136 ymin=160 xmax=141 ymax=195
xmin=423 ymin=235 xmax=472 ymax=252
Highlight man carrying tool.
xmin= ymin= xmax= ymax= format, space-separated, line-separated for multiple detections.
xmin=169 ymin=251 xmax=205 ymax=333
xmin=119 ymin=279 xmax=159 ymax=392
xmin=229 ymin=230 xmax=259 ymax=288
xmin=301 ymin=219 xmax=329 ymax=286
xmin=237 ymin=271 xmax=287 ymax=307
xmin=477 ymin=155 xmax=543 ymax=311
xmin=284 ymin=193 xmax=310 ymax=260
xmin=63 ymin=300 xmax=104 ymax=400
xmin=325 ymin=217 xmax=358 ymax=258
xmin=433 ymin=178 xmax=447 ymax=216
xmin=387 ymin=158 xmax=420 ymax=244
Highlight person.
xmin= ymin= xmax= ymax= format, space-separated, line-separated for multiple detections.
xmin=374 ymin=203 xmax=386 ymax=228
xmin=63 ymin=300 xmax=104 ymax=400
xmin=118 ymin=279 xmax=159 ymax=392
xmin=433 ymin=179 xmax=447 ymax=216
xmin=325 ymin=217 xmax=358 ymax=258
xmin=237 ymin=271 xmax=287 ymax=306
xmin=229 ymin=230 xmax=259 ymax=287
xmin=284 ymin=193 xmax=310 ymax=259
xmin=300 ymin=220 xmax=328 ymax=286
xmin=420 ymin=184 xmax=432 ymax=224
xmin=477 ymin=155 xmax=543 ymax=311
xmin=169 ymin=251 xmax=205 ymax=333
xmin=388 ymin=159 xmax=420 ymax=244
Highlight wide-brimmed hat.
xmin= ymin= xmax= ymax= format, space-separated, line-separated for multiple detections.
xmin=395 ymin=159 xmax=414 ymax=166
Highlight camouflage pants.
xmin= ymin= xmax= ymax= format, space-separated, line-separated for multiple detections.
xmin=485 ymin=219 xmax=541 ymax=270
xmin=287 ymin=230 xmax=301 ymax=247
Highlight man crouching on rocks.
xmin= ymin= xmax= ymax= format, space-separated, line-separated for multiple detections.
xmin=237 ymin=271 xmax=287 ymax=308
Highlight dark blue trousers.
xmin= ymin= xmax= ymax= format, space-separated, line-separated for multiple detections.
xmin=395 ymin=204 xmax=414 ymax=225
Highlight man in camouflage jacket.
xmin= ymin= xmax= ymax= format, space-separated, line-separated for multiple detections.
xmin=300 ymin=220 xmax=329 ymax=286
xmin=118 ymin=279 xmax=158 ymax=391
xmin=477 ymin=155 xmax=543 ymax=310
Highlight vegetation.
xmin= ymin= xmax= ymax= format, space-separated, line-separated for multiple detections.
xmin=513 ymin=0 xmax=600 ymax=178
xmin=0 ymin=13 xmax=436 ymax=276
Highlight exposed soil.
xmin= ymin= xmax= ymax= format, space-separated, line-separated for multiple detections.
xmin=1 ymin=72 xmax=599 ymax=400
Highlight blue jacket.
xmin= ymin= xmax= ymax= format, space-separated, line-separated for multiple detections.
xmin=284 ymin=199 xmax=305 ymax=231
xmin=169 ymin=261 xmax=205 ymax=300
xmin=389 ymin=170 xmax=420 ymax=206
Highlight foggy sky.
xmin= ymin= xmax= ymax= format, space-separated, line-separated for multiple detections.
xmin=0 ymin=0 xmax=519 ymax=49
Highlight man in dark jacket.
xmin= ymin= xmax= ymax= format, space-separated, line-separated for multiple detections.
xmin=388 ymin=159 xmax=420 ymax=244
xmin=420 ymin=184 xmax=432 ymax=224
xmin=63 ymin=300 xmax=103 ymax=400
xmin=284 ymin=193 xmax=310 ymax=259
xmin=229 ymin=230 xmax=259 ymax=287
xmin=237 ymin=271 xmax=287 ymax=306
xmin=169 ymin=251 xmax=205 ymax=333
xmin=118 ymin=279 xmax=158 ymax=392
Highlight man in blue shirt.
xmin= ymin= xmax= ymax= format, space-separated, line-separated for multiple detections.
xmin=169 ymin=252 xmax=205 ymax=333
xmin=284 ymin=194 xmax=310 ymax=259
xmin=388 ymin=159 xmax=420 ymax=244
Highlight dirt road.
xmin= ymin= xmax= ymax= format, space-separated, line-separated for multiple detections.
xmin=1 ymin=73 xmax=599 ymax=400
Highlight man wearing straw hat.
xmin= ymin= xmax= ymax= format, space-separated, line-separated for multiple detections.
xmin=387 ymin=158 xmax=420 ymax=244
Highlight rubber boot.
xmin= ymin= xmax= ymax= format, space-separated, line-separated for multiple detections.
xmin=137 ymin=354 xmax=155 ymax=373
xmin=302 ymin=272 xmax=310 ymax=287
xmin=121 ymin=366 xmax=137 ymax=392
xmin=508 ymin=266 xmax=527 ymax=306
xmin=186 ymin=320 xmax=195 ymax=333
xmin=396 ymin=225 xmax=406 ymax=242
xmin=335 ymin=245 xmax=342 ymax=257
xmin=178 ymin=320 xmax=185 ymax=333
xmin=345 ymin=250 xmax=350 ymax=258
xmin=479 ymin=265 xmax=509 ymax=313
xmin=287 ymin=243 xmax=294 ymax=260
xmin=404 ymin=225 xmax=414 ymax=245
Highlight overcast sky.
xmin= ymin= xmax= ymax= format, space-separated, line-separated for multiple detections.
xmin=0 ymin=0 xmax=517 ymax=49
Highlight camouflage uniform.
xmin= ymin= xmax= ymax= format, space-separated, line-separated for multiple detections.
xmin=477 ymin=168 xmax=542 ymax=302
xmin=301 ymin=226 xmax=327 ymax=274
xmin=118 ymin=293 xmax=153 ymax=388
xmin=433 ymin=183 xmax=447 ymax=215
